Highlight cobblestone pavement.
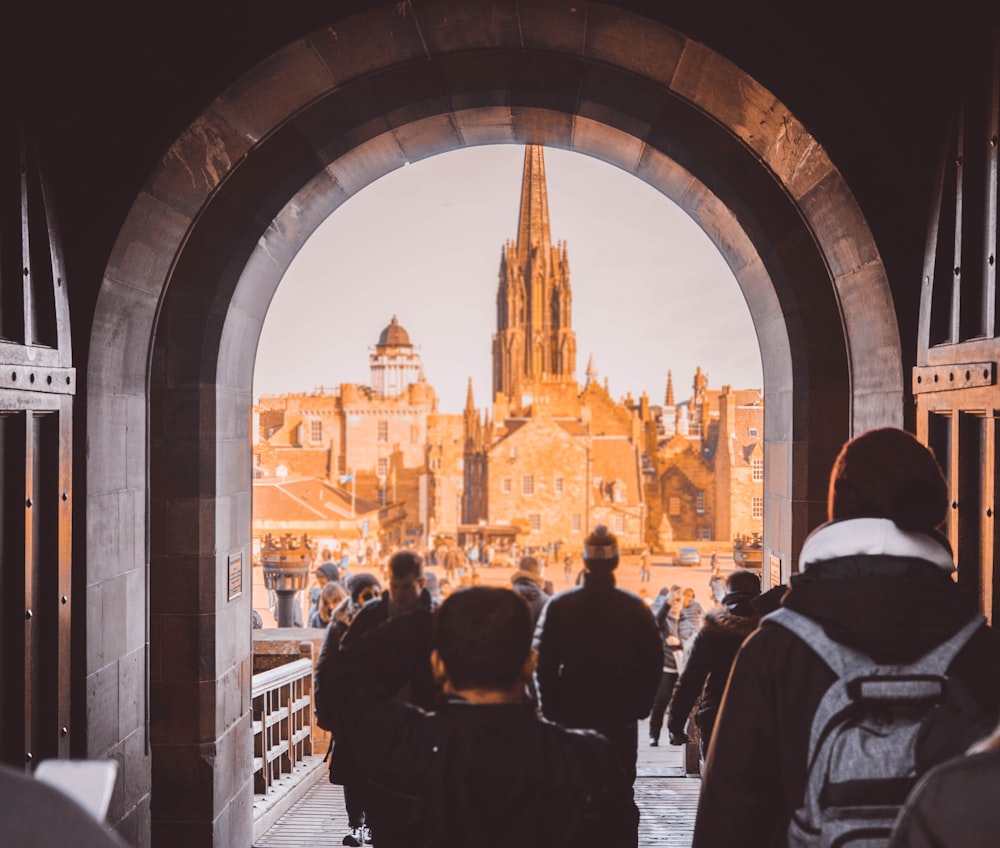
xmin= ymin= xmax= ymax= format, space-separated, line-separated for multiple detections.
xmin=255 ymin=719 xmax=701 ymax=847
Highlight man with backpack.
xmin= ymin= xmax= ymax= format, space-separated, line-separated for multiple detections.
xmin=693 ymin=427 xmax=1000 ymax=847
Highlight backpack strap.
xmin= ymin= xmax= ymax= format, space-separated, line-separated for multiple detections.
xmin=764 ymin=608 xmax=984 ymax=755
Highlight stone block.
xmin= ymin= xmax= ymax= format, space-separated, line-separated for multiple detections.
xmin=87 ymin=661 xmax=121 ymax=754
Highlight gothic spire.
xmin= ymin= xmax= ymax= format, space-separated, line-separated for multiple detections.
xmin=465 ymin=376 xmax=476 ymax=411
xmin=585 ymin=353 xmax=597 ymax=385
xmin=516 ymin=144 xmax=552 ymax=263
xmin=665 ymin=370 xmax=675 ymax=406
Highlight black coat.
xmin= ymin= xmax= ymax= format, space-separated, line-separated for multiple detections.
xmin=666 ymin=592 xmax=759 ymax=740
xmin=888 ymin=743 xmax=1000 ymax=847
xmin=533 ymin=569 xmax=663 ymax=734
xmin=327 ymin=608 xmax=638 ymax=848
xmin=315 ymin=589 xmax=437 ymax=787
xmin=693 ymin=519 xmax=1000 ymax=848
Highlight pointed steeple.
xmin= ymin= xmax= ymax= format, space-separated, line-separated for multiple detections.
xmin=465 ymin=377 xmax=476 ymax=412
xmin=516 ymin=145 xmax=553 ymax=263
xmin=493 ymin=145 xmax=576 ymax=405
xmin=585 ymin=353 xmax=597 ymax=386
xmin=665 ymin=370 xmax=675 ymax=406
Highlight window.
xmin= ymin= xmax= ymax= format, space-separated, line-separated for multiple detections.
xmin=696 ymin=489 xmax=706 ymax=513
xmin=612 ymin=514 xmax=626 ymax=533
xmin=752 ymin=496 xmax=764 ymax=519
xmin=522 ymin=475 xmax=534 ymax=495
xmin=752 ymin=458 xmax=764 ymax=482
xmin=310 ymin=419 xmax=323 ymax=443
xmin=377 ymin=458 xmax=388 ymax=478
xmin=529 ymin=513 xmax=542 ymax=531
xmin=748 ymin=427 xmax=759 ymax=437
xmin=668 ymin=496 xmax=682 ymax=516
xmin=698 ymin=526 xmax=712 ymax=541
xmin=501 ymin=477 xmax=512 ymax=493
xmin=554 ymin=476 xmax=564 ymax=495
xmin=378 ymin=487 xmax=386 ymax=505
xmin=337 ymin=455 xmax=346 ymax=474
xmin=377 ymin=420 xmax=388 ymax=442
xmin=571 ymin=514 xmax=582 ymax=532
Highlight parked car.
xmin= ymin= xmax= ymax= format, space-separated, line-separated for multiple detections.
xmin=675 ymin=546 xmax=701 ymax=566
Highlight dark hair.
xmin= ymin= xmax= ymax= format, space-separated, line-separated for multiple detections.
xmin=828 ymin=427 xmax=948 ymax=532
xmin=726 ymin=569 xmax=761 ymax=595
xmin=389 ymin=550 xmax=423 ymax=580
xmin=433 ymin=587 xmax=532 ymax=691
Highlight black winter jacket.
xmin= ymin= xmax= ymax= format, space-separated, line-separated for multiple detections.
xmin=888 ymin=742 xmax=1000 ymax=847
xmin=533 ymin=569 xmax=663 ymax=733
xmin=327 ymin=608 xmax=638 ymax=848
xmin=693 ymin=519 xmax=1000 ymax=848
xmin=666 ymin=591 xmax=759 ymax=740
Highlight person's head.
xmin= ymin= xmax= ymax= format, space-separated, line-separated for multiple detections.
xmin=387 ymin=549 xmax=426 ymax=612
xmin=582 ymin=524 xmax=619 ymax=572
xmin=682 ymin=587 xmax=696 ymax=606
xmin=319 ymin=581 xmax=348 ymax=620
xmin=431 ymin=587 xmax=534 ymax=697
xmin=512 ymin=555 xmax=542 ymax=586
xmin=726 ymin=569 xmax=761 ymax=596
xmin=347 ymin=572 xmax=382 ymax=605
xmin=314 ymin=561 xmax=339 ymax=586
xmin=827 ymin=427 xmax=948 ymax=533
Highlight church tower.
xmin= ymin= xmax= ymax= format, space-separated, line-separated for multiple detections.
xmin=493 ymin=145 xmax=576 ymax=404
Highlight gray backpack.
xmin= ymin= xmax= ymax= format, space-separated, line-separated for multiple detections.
xmin=766 ymin=607 xmax=987 ymax=848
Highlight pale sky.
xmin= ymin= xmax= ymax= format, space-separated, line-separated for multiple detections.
xmin=253 ymin=144 xmax=762 ymax=413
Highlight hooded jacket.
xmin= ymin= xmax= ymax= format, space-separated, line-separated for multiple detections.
xmin=692 ymin=518 xmax=1000 ymax=848
xmin=666 ymin=590 xmax=760 ymax=740
xmin=511 ymin=572 xmax=550 ymax=626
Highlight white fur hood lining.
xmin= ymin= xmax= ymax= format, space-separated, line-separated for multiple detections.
xmin=799 ymin=518 xmax=955 ymax=573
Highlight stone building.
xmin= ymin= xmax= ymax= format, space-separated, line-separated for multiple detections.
xmin=644 ymin=376 xmax=764 ymax=548
xmin=254 ymin=316 xmax=438 ymax=547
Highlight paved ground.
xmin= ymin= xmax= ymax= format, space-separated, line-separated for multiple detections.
xmin=254 ymin=718 xmax=701 ymax=847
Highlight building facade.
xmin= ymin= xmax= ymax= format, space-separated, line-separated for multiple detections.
xmin=254 ymin=317 xmax=438 ymax=547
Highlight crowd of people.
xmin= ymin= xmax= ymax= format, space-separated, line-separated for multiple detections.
xmin=298 ymin=426 xmax=1000 ymax=847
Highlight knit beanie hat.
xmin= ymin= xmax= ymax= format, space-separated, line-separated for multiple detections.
xmin=827 ymin=427 xmax=948 ymax=533
xmin=583 ymin=525 xmax=619 ymax=570
xmin=347 ymin=572 xmax=381 ymax=603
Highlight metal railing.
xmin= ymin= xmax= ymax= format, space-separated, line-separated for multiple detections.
xmin=251 ymin=658 xmax=314 ymax=796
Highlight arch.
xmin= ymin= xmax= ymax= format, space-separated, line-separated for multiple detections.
xmin=85 ymin=2 xmax=902 ymax=842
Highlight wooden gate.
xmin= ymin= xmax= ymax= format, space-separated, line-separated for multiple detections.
xmin=0 ymin=130 xmax=76 ymax=767
xmin=915 ymin=30 xmax=1000 ymax=623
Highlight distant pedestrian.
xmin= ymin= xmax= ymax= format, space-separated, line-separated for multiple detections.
xmin=638 ymin=546 xmax=652 ymax=583
xmin=666 ymin=569 xmax=761 ymax=758
xmin=648 ymin=587 xmax=701 ymax=746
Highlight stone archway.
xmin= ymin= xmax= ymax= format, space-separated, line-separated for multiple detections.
xmin=85 ymin=3 xmax=902 ymax=843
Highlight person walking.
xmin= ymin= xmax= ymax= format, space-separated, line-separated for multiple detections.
xmin=638 ymin=546 xmax=652 ymax=583
xmin=693 ymin=428 xmax=1000 ymax=848
xmin=665 ymin=569 xmax=761 ymax=758
xmin=327 ymin=587 xmax=638 ymax=847
xmin=315 ymin=551 xmax=435 ymax=847
xmin=533 ymin=525 xmax=662 ymax=846
xmin=648 ymin=584 xmax=702 ymax=746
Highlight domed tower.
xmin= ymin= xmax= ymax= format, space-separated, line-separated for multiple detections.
xmin=370 ymin=315 xmax=425 ymax=398
xmin=493 ymin=145 xmax=576 ymax=403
